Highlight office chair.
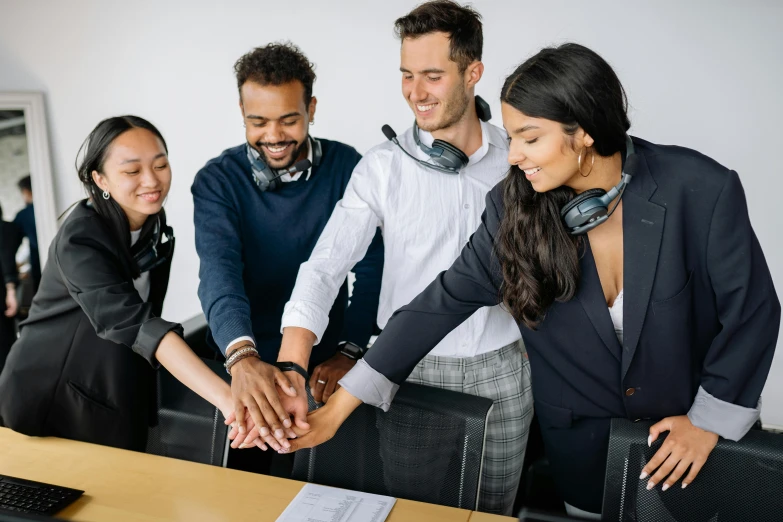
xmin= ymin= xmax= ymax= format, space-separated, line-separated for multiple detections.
xmin=145 ymin=357 xmax=231 ymax=467
xmin=602 ymin=418 xmax=783 ymax=522
xmin=292 ymin=382 xmax=494 ymax=510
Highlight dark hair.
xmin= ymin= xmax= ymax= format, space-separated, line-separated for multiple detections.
xmin=234 ymin=42 xmax=316 ymax=104
xmin=394 ymin=0 xmax=482 ymax=73
xmin=496 ymin=43 xmax=630 ymax=329
xmin=18 ymin=175 xmax=32 ymax=193
xmin=75 ymin=115 xmax=168 ymax=278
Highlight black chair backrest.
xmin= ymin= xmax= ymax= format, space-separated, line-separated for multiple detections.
xmin=292 ymin=382 xmax=493 ymax=510
xmin=602 ymin=418 xmax=783 ymax=522
xmin=145 ymin=357 xmax=230 ymax=467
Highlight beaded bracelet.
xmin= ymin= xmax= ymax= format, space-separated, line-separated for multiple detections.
xmin=224 ymin=345 xmax=259 ymax=375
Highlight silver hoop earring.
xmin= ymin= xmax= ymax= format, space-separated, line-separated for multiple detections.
xmin=102 ymin=190 xmax=110 ymax=200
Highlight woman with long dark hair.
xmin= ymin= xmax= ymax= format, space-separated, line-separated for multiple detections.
xmin=281 ymin=44 xmax=780 ymax=516
xmin=0 ymin=116 xmax=263 ymax=451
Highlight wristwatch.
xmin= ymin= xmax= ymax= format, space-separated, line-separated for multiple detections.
xmin=274 ymin=361 xmax=309 ymax=381
xmin=338 ymin=341 xmax=366 ymax=360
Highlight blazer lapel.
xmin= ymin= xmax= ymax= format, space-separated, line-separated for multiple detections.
xmin=621 ymin=149 xmax=665 ymax=380
xmin=575 ymin=241 xmax=622 ymax=363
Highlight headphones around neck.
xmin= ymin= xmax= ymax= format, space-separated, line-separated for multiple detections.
xmin=560 ymin=135 xmax=639 ymax=235
xmin=247 ymin=136 xmax=322 ymax=192
xmin=132 ymin=214 xmax=175 ymax=273
xmin=382 ymin=95 xmax=492 ymax=174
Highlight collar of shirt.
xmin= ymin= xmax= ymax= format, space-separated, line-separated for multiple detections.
xmin=247 ymin=139 xmax=313 ymax=184
xmin=414 ymin=120 xmax=507 ymax=168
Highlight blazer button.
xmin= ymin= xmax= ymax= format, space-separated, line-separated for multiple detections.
xmin=625 ymin=388 xmax=636 ymax=396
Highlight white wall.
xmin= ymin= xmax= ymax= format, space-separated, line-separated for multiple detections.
xmin=1 ymin=0 xmax=781 ymax=426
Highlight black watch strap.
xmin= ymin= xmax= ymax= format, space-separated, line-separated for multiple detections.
xmin=338 ymin=341 xmax=366 ymax=360
xmin=274 ymin=361 xmax=309 ymax=381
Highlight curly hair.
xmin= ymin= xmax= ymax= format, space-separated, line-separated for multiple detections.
xmin=394 ymin=1 xmax=482 ymax=73
xmin=234 ymin=42 xmax=316 ymax=103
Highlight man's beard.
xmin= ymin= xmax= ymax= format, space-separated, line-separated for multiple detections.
xmin=253 ymin=138 xmax=309 ymax=171
xmin=417 ymin=87 xmax=471 ymax=133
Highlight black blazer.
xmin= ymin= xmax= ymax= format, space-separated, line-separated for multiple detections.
xmin=0 ymin=201 xmax=181 ymax=451
xmin=362 ymin=137 xmax=780 ymax=508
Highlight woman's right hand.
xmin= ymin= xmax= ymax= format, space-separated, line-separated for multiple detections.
xmin=281 ymin=387 xmax=362 ymax=453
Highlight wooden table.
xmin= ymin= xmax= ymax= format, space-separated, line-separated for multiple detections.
xmin=0 ymin=428 xmax=473 ymax=521
xmin=468 ymin=512 xmax=516 ymax=521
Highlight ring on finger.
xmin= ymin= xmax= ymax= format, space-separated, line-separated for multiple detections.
xmin=317 ymin=379 xmax=327 ymax=384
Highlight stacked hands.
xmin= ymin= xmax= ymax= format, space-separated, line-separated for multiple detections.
xmin=216 ymin=351 xmax=720 ymax=491
xmin=218 ymin=352 xmax=356 ymax=454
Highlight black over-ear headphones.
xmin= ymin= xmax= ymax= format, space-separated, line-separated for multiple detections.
xmin=247 ymin=136 xmax=322 ymax=192
xmin=560 ymin=135 xmax=639 ymax=235
xmin=382 ymin=95 xmax=492 ymax=174
xmin=132 ymin=213 xmax=175 ymax=273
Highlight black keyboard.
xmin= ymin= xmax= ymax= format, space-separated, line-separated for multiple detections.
xmin=0 ymin=475 xmax=83 ymax=516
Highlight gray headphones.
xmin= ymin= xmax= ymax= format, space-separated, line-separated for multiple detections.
xmin=382 ymin=95 xmax=492 ymax=174
xmin=247 ymin=136 xmax=322 ymax=192
xmin=560 ymin=135 xmax=638 ymax=235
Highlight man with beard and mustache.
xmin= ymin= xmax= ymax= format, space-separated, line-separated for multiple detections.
xmin=191 ymin=42 xmax=384 ymax=474
xmin=272 ymin=1 xmax=533 ymax=515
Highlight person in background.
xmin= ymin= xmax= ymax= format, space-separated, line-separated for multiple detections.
xmin=13 ymin=175 xmax=40 ymax=290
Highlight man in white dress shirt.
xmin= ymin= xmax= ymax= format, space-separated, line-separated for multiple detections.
xmin=277 ymin=1 xmax=533 ymax=514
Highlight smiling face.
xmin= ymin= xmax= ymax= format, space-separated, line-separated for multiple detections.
xmin=91 ymin=127 xmax=171 ymax=230
xmin=240 ymin=80 xmax=316 ymax=170
xmin=400 ymin=32 xmax=473 ymax=133
xmin=502 ymin=102 xmax=594 ymax=193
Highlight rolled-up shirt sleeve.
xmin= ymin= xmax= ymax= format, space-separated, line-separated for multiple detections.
xmin=55 ymin=215 xmax=181 ymax=368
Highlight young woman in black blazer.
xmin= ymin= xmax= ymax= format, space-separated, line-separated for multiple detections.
xmin=282 ymin=44 xmax=781 ymax=516
xmin=0 ymin=116 xmax=267 ymax=451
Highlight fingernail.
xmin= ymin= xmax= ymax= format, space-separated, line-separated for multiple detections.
xmin=275 ymin=429 xmax=284 ymax=439
xmin=239 ymin=443 xmax=249 ymax=449
xmin=647 ymin=435 xmax=652 ymax=447
xmin=278 ymin=448 xmax=289 ymax=454
xmin=239 ymin=425 xmax=245 ymax=434
xmin=681 ymin=483 xmax=688 ymax=489
xmin=260 ymin=427 xmax=269 ymax=437
xmin=283 ymin=419 xmax=292 ymax=428
xmin=290 ymin=387 xmax=296 ymax=394
xmin=646 ymin=482 xmax=655 ymax=491
xmin=639 ymin=472 xmax=648 ymax=480
xmin=662 ymin=484 xmax=669 ymax=492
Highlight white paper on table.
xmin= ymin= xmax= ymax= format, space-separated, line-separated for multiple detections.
xmin=276 ymin=483 xmax=396 ymax=522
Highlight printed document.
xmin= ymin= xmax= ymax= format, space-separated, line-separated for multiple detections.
xmin=276 ymin=483 xmax=396 ymax=522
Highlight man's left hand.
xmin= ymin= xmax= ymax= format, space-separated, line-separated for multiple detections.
xmin=641 ymin=415 xmax=719 ymax=491
xmin=309 ymin=353 xmax=357 ymax=403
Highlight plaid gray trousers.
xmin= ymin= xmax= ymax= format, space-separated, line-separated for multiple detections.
xmin=375 ymin=341 xmax=533 ymax=515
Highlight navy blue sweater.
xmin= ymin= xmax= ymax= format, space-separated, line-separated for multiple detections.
xmin=192 ymin=138 xmax=383 ymax=368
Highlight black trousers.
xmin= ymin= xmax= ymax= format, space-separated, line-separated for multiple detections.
xmin=539 ymin=417 xmax=611 ymax=514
